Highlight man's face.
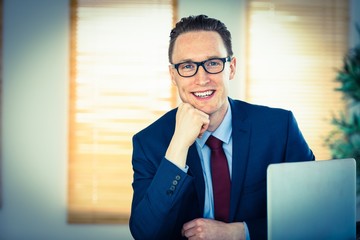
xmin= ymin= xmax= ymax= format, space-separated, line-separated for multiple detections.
xmin=169 ymin=31 xmax=236 ymax=116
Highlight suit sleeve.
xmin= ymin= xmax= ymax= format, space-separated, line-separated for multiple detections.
xmin=284 ymin=111 xmax=315 ymax=162
xmin=129 ymin=133 xmax=193 ymax=240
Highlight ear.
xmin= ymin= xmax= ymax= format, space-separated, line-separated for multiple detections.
xmin=169 ymin=65 xmax=178 ymax=86
xmin=229 ymin=57 xmax=237 ymax=80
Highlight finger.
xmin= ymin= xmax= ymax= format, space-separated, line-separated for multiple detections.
xmin=198 ymin=124 xmax=207 ymax=138
xmin=184 ymin=228 xmax=199 ymax=239
xmin=201 ymin=121 xmax=209 ymax=133
xmin=182 ymin=219 xmax=196 ymax=231
xmin=198 ymin=117 xmax=210 ymax=136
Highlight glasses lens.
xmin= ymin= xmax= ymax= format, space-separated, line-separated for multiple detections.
xmin=175 ymin=58 xmax=228 ymax=77
xmin=178 ymin=62 xmax=197 ymax=77
xmin=204 ymin=59 xmax=224 ymax=73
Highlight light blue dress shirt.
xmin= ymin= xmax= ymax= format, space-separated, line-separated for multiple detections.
xmin=194 ymin=106 xmax=250 ymax=239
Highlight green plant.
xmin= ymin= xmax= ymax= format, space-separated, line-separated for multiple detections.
xmin=325 ymin=25 xmax=360 ymax=178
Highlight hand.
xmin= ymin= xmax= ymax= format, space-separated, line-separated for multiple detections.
xmin=165 ymin=103 xmax=209 ymax=168
xmin=182 ymin=218 xmax=245 ymax=240
xmin=174 ymin=103 xmax=210 ymax=145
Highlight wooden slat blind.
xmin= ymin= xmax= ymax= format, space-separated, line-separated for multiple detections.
xmin=245 ymin=0 xmax=349 ymax=160
xmin=69 ymin=0 xmax=177 ymax=224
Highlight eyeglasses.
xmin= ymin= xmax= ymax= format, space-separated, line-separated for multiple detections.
xmin=172 ymin=56 xmax=231 ymax=78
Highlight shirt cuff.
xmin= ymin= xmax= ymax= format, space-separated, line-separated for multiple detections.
xmin=244 ymin=221 xmax=251 ymax=240
xmin=180 ymin=165 xmax=189 ymax=173
xmin=164 ymin=157 xmax=189 ymax=173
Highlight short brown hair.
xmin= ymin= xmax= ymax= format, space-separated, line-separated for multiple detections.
xmin=168 ymin=15 xmax=233 ymax=63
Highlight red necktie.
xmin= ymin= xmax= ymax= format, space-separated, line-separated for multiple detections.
xmin=206 ymin=135 xmax=231 ymax=222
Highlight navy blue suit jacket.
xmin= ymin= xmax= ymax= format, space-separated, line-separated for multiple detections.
xmin=130 ymin=98 xmax=315 ymax=240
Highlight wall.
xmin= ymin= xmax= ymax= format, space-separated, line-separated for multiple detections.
xmin=0 ymin=0 xmax=131 ymax=239
xmin=350 ymin=0 xmax=360 ymax=48
xmin=0 ymin=0 xmax=359 ymax=240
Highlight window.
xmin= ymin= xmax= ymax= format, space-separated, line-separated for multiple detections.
xmin=246 ymin=0 xmax=349 ymax=160
xmin=69 ymin=0 xmax=177 ymax=223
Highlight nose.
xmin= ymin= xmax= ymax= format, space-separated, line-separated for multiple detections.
xmin=194 ymin=65 xmax=210 ymax=85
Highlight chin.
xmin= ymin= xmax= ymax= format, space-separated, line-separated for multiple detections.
xmin=199 ymin=105 xmax=218 ymax=114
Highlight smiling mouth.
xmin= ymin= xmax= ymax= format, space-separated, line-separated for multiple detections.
xmin=193 ymin=90 xmax=214 ymax=98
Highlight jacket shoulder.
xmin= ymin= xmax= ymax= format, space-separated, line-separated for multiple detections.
xmin=133 ymin=108 xmax=177 ymax=140
xmin=229 ymin=98 xmax=292 ymax=120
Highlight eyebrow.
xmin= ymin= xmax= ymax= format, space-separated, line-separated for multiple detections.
xmin=177 ymin=56 xmax=222 ymax=63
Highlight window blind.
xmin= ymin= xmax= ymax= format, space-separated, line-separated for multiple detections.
xmin=69 ymin=0 xmax=177 ymax=224
xmin=245 ymin=0 xmax=349 ymax=160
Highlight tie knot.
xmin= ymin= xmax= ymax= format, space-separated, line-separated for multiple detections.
xmin=206 ymin=135 xmax=223 ymax=150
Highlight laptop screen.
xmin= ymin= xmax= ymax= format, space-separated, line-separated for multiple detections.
xmin=267 ymin=158 xmax=356 ymax=240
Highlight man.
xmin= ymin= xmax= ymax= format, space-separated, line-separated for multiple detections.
xmin=130 ymin=15 xmax=315 ymax=240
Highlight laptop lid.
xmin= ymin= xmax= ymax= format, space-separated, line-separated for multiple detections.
xmin=267 ymin=158 xmax=356 ymax=240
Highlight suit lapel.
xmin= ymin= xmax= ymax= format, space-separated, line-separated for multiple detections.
xmin=228 ymin=99 xmax=251 ymax=221
xmin=186 ymin=144 xmax=205 ymax=216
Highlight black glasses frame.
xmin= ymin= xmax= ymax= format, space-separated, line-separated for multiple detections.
xmin=172 ymin=56 xmax=231 ymax=78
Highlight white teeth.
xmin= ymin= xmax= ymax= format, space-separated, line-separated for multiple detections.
xmin=194 ymin=90 xmax=214 ymax=98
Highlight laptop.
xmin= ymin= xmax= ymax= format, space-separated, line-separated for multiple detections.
xmin=267 ymin=158 xmax=356 ymax=240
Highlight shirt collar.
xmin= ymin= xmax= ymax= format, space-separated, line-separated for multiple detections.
xmin=196 ymin=103 xmax=232 ymax=148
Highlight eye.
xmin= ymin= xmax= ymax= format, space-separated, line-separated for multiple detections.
xmin=206 ymin=60 xmax=221 ymax=67
xmin=180 ymin=63 xmax=196 ymax=71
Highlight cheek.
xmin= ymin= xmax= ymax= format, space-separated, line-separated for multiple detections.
xmin=175 ymin=80 xmax=189 ymax=91
xmin=223 ymin=80 xmax=230 ymax=93
xmin=178 ymin=85 xmax=189 ymax=97
xmin=176 ymin=83 xmax=193 ymax=101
